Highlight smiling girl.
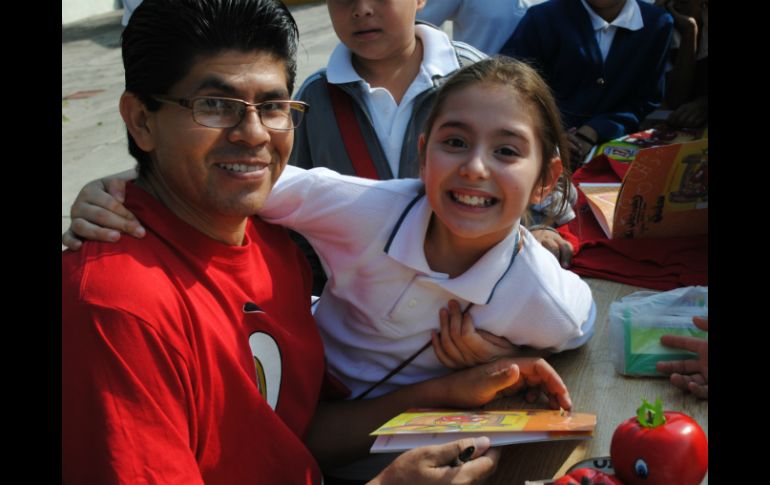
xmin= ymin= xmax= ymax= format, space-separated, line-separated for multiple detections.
xmin=64 ymin=57 xmax=594 ymax=402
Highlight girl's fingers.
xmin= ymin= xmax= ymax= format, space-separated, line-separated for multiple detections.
xmin=70 ymin=218 xmax=121 ymax=243
xmin=692 ymin=316 xmax=708 ymax=331
xmin=62 ymin=230 xmax=84 ymax=251
xmin=438 ymin=312 xmax=467 ymax=367
xmin=688 ymin=382 xmax=708 ymax=399
xmin=431 ymin=330 xmax=458 ymax=369
xmin=657 ymin=358 xmax=701 ymax=375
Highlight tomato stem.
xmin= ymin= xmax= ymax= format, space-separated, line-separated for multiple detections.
xmin=636 ymin=398 xmax=666 ymax=428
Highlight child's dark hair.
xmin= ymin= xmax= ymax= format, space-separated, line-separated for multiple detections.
xmin=421 ymin=56 xmax=572 ymax=225
xmin=121 ymin=0 xmax=299 ymax=177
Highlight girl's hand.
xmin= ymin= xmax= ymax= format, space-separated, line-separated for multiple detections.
xmin=530 ymin=229 xmax=573 ymax=268
xmin=370 ymin=437 xmax=499 ymax=485
xmin=432 ymin=300 xmax=520 ymax=369
xmin=62 ymin=175 xmax=143 ymax=250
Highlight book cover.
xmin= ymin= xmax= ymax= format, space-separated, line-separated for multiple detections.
xmin=613 ymin=138 xmax=708 ymax=239
xmin=579 ymin=133 xmax=708 ymax=239
xmin=369 ymin=409 xmax=596 ymax=454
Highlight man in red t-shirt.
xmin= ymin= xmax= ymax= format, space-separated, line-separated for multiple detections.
xmin=62 ymin=1 xmax=554 ymax=483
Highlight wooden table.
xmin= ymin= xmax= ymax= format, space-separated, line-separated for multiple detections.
xmin=486 ymin=278 xmax=708 ymax=484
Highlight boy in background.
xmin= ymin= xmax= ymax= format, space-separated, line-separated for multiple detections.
xmin=501 ymin=0 xmax=674 ymax=165
xmin=291 ymin=0 xmax=483 ymax=180
xmin=417 ymin=0 xmax=547 ymax=55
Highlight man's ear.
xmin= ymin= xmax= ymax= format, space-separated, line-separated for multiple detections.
xmin=418 ymin=133 xmax=427 ymax=181
xmin=119 ymin=92 xmax=156 ymax=152
xmin=416 ymin=0 xmax=427 ymax=12
xmin=530 ymin=156 xmax=563 ymax=204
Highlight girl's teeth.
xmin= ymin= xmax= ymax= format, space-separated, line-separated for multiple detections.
xmin=453 ymin=192 xmax=494 ymax=207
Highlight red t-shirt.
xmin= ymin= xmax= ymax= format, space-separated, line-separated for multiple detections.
xmin=62 ymin=183 xmax=325 ymax=484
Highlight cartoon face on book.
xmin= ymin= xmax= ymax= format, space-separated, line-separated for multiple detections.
xmin=668 ymin=150 xmax=708 ymax=204
xmin=381 ymin=412 xmax=507 ymax=433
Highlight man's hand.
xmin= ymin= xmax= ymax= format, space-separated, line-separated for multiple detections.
xmin=656 ymin=316 xmax=708 ymax=399
xmin=62 ymin=173 xmax=143 ymax=250
xmin=530 ymin=229 xmax=573 ymax=268
xmin=369 ymin=437 xmax=500 ymax=485
xmin=307 ymin=357 xmax=570 ymax=467
xmin=497 ymin=358 xmax=572 ymax=410
xmin=437 ymin=357 xmax=572 ymax=411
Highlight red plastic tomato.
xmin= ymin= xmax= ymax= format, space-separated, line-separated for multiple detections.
xmin=552 ymin=468 xmax=623 ymax=484
xmin=610 ymin=398 xmax=707 ymax=485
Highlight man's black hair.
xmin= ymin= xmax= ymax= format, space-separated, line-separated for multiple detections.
xmin=121 ymin=0 xmax=299 ymax=175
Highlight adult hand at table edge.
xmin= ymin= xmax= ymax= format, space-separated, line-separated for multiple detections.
xmin=368 ymin=436 xmax=499 ymax=485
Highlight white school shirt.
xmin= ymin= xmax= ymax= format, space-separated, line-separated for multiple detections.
xmin=260 ymin=166 xmax=595 ymax=398
xmin=325 ymin=24 xmax=460 ymax=177
xmin=580 ymin=0 xmax=644 ymax=61
xmin=417 ymin=0 xmax=547 ymax=54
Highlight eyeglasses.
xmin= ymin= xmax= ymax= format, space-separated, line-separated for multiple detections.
xmin=151 ymin=95 xmax=309 ymax=131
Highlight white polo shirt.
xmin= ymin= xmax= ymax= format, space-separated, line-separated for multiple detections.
xmin=260 ymin=166 xmax=595 ymax=398
xmin=325 ymin=24 xmax=460 ymax=177
xmin=417 ymin=0 xmax=548 ymax=54
xmin=580 ymin=0 xmax=644 ymax=61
